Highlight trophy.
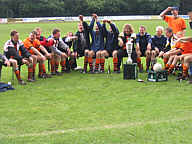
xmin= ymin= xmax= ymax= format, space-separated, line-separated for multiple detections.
xmin=126 ymin=38 xmax=133 ymax=64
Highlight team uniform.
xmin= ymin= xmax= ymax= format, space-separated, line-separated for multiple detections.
xmin=103 ymin=22 xmax=119 ymax=71
xmin=23 ymin=37 xmax=45 ymax=78
xmin=151 ymin=35 xmax=167 ymax=54
xmin=89 ymin=18 xmax=105 ymax=72
xmin=136 ymin=32 xmax=152 ymax=57
xmin=62 ymin=36 xmax=77 ymax=71
xmin=4 ymin=40 xmax=31 ymax=82
xmin=48 ymin=36 xmax=69 ymax=73
xmin=164 ymin=15 xmax=186 ymax=34
xmin=74 ymin=21 xmax=91 ymax=72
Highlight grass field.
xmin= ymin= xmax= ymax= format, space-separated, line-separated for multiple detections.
xmin=0 ymin=20 xmax=192 ymax=144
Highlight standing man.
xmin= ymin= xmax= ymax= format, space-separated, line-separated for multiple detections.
xmin=160 ymin=7 xmax=186 ymax=34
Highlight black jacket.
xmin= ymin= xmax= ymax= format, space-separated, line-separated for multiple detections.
xmin=74 ymin=21 xmax=91 ymax=53
xmin=103 ymin=23 xmax=119 ymax=52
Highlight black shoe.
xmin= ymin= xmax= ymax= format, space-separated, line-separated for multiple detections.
xmin=18 ymin=80 xmax=27 ymax=85
xmin=81 ymin=69 xmax=87 ymax=74
xmin=62 ymin=70 xmax=71 ymax=73
xmin=55 ymin=71 xmax=63 ymax=76
xmin=176 ymin=75 xmax=188 ymax=81
xmin=43 ymin=73 xmax=52 ymax=78
xmin=100 ymin=70 xmax=105 ymax=73
xmin=94 ymin=70 xmax=99 ymax=74
xmin=38 ymin=74 xmax=47 ymax=79
xmin=51 ymin=72 xmax=56 ymax=76
xmin=88 ymin=70 xmax=95 ymax=74
xmin=27 ymin=79 xmax=35 ymax=82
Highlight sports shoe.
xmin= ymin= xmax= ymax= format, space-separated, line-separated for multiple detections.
xmin=18 ymin=80 xmax=27 ymax=85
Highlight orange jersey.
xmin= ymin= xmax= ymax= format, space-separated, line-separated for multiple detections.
xmin=23 ymin=38 xmax=41 ymax=55
xmin=175 ymin=41 xmax=192 ymax=55
xmin=164 ymin=16 xmax=186 ymax=34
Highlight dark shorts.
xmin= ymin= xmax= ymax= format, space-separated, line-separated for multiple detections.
xmin=140 ymin=49 xmax=147 ymax=57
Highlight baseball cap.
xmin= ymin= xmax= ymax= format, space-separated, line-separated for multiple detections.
xmin=172 ymin=7 xmax=179 ymax=11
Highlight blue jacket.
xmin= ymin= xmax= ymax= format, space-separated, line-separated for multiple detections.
xmin=103 ymin=23 xmax=119 ymax=52
xmin=90 ymin=18 xmax=105 ymax=52
xmin=136 ymin=32 xmax=152 ymax=50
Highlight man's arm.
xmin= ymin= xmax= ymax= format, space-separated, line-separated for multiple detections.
xmin=89 ymin=14 xmax=96 ymax=31
xmin=160 ymin=7 xmax=172 ymax=19
xmin=102 ymin=20 xmax=108 ymax=37
xmin=109 ymin=21 xmax=119 ymax=37
xmin=177 ymin=37 xmax=192 ymax=42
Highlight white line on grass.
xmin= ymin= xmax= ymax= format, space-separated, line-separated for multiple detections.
xmin=5 ymin=116 xmax=192 ymax=138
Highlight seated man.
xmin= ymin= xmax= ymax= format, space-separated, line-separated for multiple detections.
xmin=118 ymin=24 xmax=137 ymax=71
xmin=73 ymin=15 xmax=91 ymax=73
xmin=151 ymin=26 xmax=167 ymax=69
xmin=136 ymin=26 xmax=152 ymax=72
xmin=101 ymin=20 xmax=120 ymax=73
xmin=48 ymin=29 xmax=70 ymax=75
xmin=165 ymin=32 xmax=192 ymax=76
xmin=161 ymin=27 xmax=178 ymax=67
xmin=4 ymin=30 xmax=33 ymax=85
xmin=35 ymin=27 xmax=52 ymax=78
xmin=164 ymin=31 xmax=181 ymax=73
xmin=62 ymin=32 xmax=78 ymax=71
xmin=89 ymin=14 xmax=105 ymax=73
xmin=23 ymin=31 xmax=47 ymax=79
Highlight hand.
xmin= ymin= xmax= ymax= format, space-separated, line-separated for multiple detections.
xmin=107 ymin=20 xmax=111 ymax=24
xmin=103 ymin=19 xmax=107 ymax=23
xmin=167 ymin=7 xmax=173 ymax=11
xmin=46 ymin=53 xmax=51 ymax=59
xmin=79 ymin=15 xmax=83 ymax=21
xmin=72 ymin=36 xmax=78 ymax=41
xmin=22 ymin=59 xmax=29 ymax=65
xmin=136 ymin=50 xmax=142 ymax=57
xmin=4 ymin=60 xmax=10 ymax=67
xmin=67 ymin=48 xmax=71 ymax=57
xmin=74 ymin=52 xmax=78 ymax=58
xmin=92 ymin=13 xmax=97 ymax=19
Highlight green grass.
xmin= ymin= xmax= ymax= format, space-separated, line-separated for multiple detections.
xmin=0 ymin=20 xmax=192 ymax=144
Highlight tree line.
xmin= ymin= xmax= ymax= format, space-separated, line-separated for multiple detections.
xmin=0 ymin=0 xmax=190 ymax=18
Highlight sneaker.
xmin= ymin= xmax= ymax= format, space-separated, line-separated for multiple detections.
xmin=176 ymin=75 xmax=188 ymax=81
xmin=55 ymin=71 xmax=63 ymax=76
xmin=27 ymin=79 xmax=35 ymax=82
xmin=88 ymin=70 xmax=95 ymax=74
xmin=43 ymin=73 xmax=52 ymax=78
xmin=38 ymin=74 xmax=46 ymax=79
xmin=18 ymin=80 xmax=27 ymax=85
xmin=100 ymin=70 xmax=105 ymax=73
xmin=51 ymin=72 xmax=56 ymax=76
xmin=80 ymin=69 xmax=87 ymax=74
